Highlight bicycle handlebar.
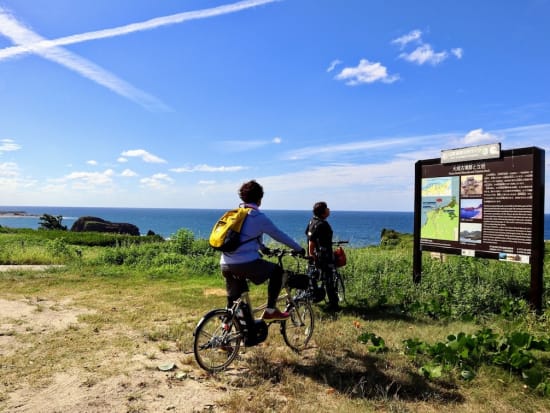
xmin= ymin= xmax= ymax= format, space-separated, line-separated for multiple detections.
xmin=332 ymin=240 xmax=349 ymax=246
xmin=262 ymin=248 xmax=306 ymax=259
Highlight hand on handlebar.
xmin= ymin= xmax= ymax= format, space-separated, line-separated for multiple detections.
xmin=333 ymin=240 xmax=349 ymax=246
xmin=261 ymin=247 xmax=306 ymax=258
xmin=260 ymin=246 xmax=272 ymax=256
xmin=291 ymin=248 xmax=306 ymax=258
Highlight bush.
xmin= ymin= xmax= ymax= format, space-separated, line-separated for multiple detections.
xmin=46 ymin=238 xmax=74 ymax=258
xmin=169 ymin=228 xmax=195 ymax=255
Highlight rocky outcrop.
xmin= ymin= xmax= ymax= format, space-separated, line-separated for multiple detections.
xmin=70 ymin=216 xmax=140 ymax=236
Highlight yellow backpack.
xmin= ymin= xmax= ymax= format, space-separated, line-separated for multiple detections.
xmin=209 ymin=207 xmax=254 ymax=252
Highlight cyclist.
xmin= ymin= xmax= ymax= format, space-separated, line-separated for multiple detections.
xmin=305 ymin=201 xmax=339 ymax=311
xmin=220 ymin=180 xmax=305 ymax=321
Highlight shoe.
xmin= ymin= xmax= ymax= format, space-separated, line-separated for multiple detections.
xmin=262 ymin=308 xmax=290 ymax=321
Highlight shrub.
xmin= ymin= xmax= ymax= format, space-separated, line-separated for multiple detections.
xmin=169 ymin=228 xmax=195 ymax=255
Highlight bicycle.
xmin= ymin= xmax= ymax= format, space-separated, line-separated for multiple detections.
xmin=193 ymin=248 xmax=314 ymax=373
xmin=308 ymin=240 xmax=349 ymax=305
xmin=332 ymin=240 xmax=348 ymax=304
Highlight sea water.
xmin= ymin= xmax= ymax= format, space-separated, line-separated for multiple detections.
xmin=1 ymin=206 xmax=549 ymax=247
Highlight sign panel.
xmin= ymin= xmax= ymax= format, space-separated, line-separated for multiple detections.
xmin=420 ymin=152 xmax=534 ymax=262
xmin=413 ymin=146 xmax=545 ymax=311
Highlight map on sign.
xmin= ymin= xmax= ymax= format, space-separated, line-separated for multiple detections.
xmin=421 ymin=177 xmax=460 ymax=241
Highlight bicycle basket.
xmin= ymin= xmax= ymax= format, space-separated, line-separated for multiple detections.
xmin=334 ymin=246 xmax=347 ymax=267
xmin=285 ymin=270 xmax=309 ymax=290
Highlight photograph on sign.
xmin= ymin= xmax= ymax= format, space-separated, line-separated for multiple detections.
xmin=460 ymin=199 xmax=483 ymax=220
xmin=460 ymin=222 xmax=482 ymax=244
xmin=460 ymin=174 xmax=483 ymax=196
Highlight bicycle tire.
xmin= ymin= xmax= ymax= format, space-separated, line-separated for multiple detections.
xmin=193 ymin=309 xmax=242 ymax=373
xmin=281 ymin=299 xmax=314 ymax=352
xmin=335 ymin=272 xmax=347 ymax=304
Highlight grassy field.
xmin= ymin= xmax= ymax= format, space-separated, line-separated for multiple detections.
xmin=1 ymin=228 xmax=550 ymax=412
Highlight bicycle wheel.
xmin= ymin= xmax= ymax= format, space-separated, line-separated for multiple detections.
xmin=281 ymin=299 xmax=314 ymax=352
xmin=335 ymin=271 xmax=347 ymax=304
xmin=193 ymin=309 xmax=242 ymax=373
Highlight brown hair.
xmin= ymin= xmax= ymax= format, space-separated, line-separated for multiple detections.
xmin=313 ymin=201 xmax=328 ymax=218
xmin=239 ymin=180 xmax=264 ymax=204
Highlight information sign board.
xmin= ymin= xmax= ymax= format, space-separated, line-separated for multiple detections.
xmin=413 ymin=146 xmax=545 ymax=310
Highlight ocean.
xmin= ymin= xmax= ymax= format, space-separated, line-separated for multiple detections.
xmin=1 ymin=206 xmax=549 ymax=247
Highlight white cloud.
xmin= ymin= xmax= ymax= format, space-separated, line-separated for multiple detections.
xmin=463 ymin=128 xmax=500 ymax=145
xmin=0 ymin=161 xmax=36 ymax=189
xmin=140 ymin=173 xmax=174 ymax=189
xmin=0 ymin=138 xmax=21 ymax=153
xmin=0 ymin=161 xmax=19 ymax=177
xmin=335 ymin=59 xmax=399 ymax=85
xmin=326 ymin=59 xmax=342 ymax=73
xmin=117 ymin=157 xmax=128 ymax=163
xmin=391 ymin=29 xmax=422 ymax=49
xmin=219 ymin=138 xmax=281 ymax=152
xmin=451 ymin=48 xmax=463 ymax=59
xmin=392 ymin=30 xmax=463 ymax=66
xmin=491 ymin=123 xmax=550 ymax=151
xmin=399 ymin=44 xmax=448 ymax=65
xmin=170 ymin=164 xmax=247 ymax=173
xmin=86 ymin=160 xmax=98 ymax=166
xmin=121 ymin=168 xmax=138 ymax=177
xmin=199 ymin=180 xmax=216 ymax=185
xmin=58 ymin=169 xmax=115 ymax=187
xmin=121 ymin=149 xmax=167 ymax=163
xmin=284 ymin=137 xmax=416 ymax=160
xmin=269 ymin=160 xmax=413 ymax=188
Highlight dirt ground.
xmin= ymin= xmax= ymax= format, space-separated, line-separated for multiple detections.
xmin=0 ymin=292 xmax=230 ymax=412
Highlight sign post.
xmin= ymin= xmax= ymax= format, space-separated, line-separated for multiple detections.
xmin=413 ymin=146 xmax=545 ymax=312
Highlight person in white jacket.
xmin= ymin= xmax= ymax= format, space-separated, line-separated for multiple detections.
xmin=220 ymin=180 xmax=305 ymax=321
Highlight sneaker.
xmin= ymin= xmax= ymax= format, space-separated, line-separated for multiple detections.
xmin=262 ymin=308 xmax=290 ymax=321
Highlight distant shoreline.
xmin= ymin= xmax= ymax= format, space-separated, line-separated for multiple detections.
xmin=0 ymin=211 xmax=40 ymax=218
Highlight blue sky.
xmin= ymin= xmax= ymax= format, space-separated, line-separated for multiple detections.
xmin=1 ymin=0 xmax=549 ymax=212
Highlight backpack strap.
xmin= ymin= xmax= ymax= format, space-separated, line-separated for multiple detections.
xmin=236 ymin=206 xmax=261 ymax=249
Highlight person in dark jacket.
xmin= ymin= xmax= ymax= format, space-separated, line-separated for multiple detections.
xmin=305 ymin=201 xmax=339 ymax=311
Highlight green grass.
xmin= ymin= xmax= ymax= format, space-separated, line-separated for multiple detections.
xmin=1 ymin=228 xmax=550 ymax=412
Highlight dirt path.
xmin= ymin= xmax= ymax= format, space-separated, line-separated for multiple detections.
xmin=0 ymin=265 xmax=64 ymax=272
xmin=0 ymin=297 xmax=229 ymax=412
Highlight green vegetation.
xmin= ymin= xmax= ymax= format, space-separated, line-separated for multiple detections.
xmin=403 ymin=328 xmax=550 ymax=393
xmin=1 ymin=226 xmax=549 ymax=412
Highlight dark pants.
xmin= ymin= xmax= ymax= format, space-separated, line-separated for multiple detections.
xmin=319 ymin=263 xmax=338 ymax=307
xmin=221 ymin=259 xmax=282 ymax=309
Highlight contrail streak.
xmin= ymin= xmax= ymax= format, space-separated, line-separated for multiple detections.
xmin=0 ymin=0 xmax=278 ymax=110
xmin=0 ymin=8 xmax=169 ymax=111
xmin=0 ymin=0 xmax=278 ymax=60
